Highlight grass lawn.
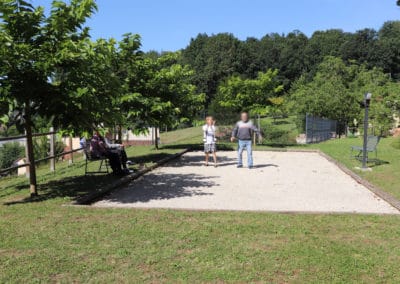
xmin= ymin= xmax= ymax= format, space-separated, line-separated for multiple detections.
xmin=1 ymin=129 xmax=400 ymax=282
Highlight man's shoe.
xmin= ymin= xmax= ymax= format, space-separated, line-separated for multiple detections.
xmin=237 ymin=165 xmax=243 ymax=168
xmin=123 ymin=168 xmax=134 ymax=174
xmin=126 ymin=160 xmax=134 ymax=165
xmin=248 ymin=166 xmax=253 ymax=169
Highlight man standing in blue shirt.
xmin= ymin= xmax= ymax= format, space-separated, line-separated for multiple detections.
xmin=231 ymin=112 xmax=262 ymax=169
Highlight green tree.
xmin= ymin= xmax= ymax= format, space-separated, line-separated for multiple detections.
xmin=291 ymin=56 xmax=400 ymax=135
xmin=120 ymin=51 xmax=205 ymax=148
xmin=216 ymin=69 xmax=284 ymax=114
xmin=349 ymin=67 xmax=400 ymax=136
xmin=0 ymin=0 xmax=97 ymax=196
xmin=340 ymin=28 xmax=377 ymax=66
xmin=305 ymin=29 xmax=350 ymax=69
xmin=373 ymin=21 xmax=400 ymax=79
xmin=180 ymin=33 xmax=243 ymax=105
xmin=290 ymin=57 xmax=360 ymax=133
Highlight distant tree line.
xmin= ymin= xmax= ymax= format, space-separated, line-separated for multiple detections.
xmin=179 ymin=22 xmax=400 ymax=106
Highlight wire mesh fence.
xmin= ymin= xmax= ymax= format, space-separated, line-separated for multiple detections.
xmin=305 ymin=114 xmax=337 ymax=144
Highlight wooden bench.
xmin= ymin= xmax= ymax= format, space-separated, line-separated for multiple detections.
xmin=83 ymin=145 xmax=110 ymax=175
xmin=351 ymin=135 xmax=380 ymax=161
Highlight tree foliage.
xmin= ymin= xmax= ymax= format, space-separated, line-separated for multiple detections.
xmin=120 ymin=51 xmax=205 ymax=131
xmin=181 ymin=21 xmax=400 ymax=111
xmin=291 ymin=57 xmax=400 ymax=134
xmin=216 ymin=70 xmax=283 ymax=114
xmin=0 ymin=0 xmax=100 ymax=194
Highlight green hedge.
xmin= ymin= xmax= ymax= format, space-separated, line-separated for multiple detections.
xmin=0 ymin=142 xmax=24 ymax=169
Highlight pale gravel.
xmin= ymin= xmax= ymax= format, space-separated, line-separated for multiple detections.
xmin=93 ymin=151 xmax=399 ymax=214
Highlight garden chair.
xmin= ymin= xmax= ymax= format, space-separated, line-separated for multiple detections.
xmin=351 ymin=135 xmax=380 ymax=161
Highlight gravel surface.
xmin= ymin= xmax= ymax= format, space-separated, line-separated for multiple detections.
xmin=94 ymin=151 xmax=399 ymax=214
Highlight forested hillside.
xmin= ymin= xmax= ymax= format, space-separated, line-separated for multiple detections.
xmin=176 ymin=21 xmax=400 ymax=133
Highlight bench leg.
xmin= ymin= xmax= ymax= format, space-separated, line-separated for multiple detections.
xmin=85 ymin=158 xmax=88 ymax=175
xmin=105 ymin=159 xmax=109 ymax=173
xmin=99 ymin=159 xmax=104 ymax=172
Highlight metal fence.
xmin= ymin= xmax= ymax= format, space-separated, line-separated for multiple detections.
xmin=0 ymin=129 xmax=82 ymax=176
xmin=305 ymin=114 xmax=337 ymax=144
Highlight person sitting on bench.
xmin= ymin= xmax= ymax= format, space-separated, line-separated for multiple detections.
xmin=90 ymin=131 xmax=131 ymax=175
xmin=103 ymin=132 xmax=133 ymax=169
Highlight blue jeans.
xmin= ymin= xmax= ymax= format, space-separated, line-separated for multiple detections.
xmin=238 ymin=140 xmax=253 ymax=167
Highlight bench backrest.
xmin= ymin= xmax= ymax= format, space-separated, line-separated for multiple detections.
xmin=366 ymin=135 xmax=380 ymax=150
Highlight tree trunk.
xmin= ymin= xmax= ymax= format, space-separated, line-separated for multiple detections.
xmin=154 ymin=127 xmax=159 ymax=150
xmin=24 ymin=103 xmax=37 ymax=197
xmin=117 ymin=125 xmax=122 ymax=144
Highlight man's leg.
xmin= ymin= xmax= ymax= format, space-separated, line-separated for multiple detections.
xmin=237 ymin=140 xmax=244 ymax=167
xmin=246 ymin=141 xmax=253 ymax=168
xmin=106 ymin=152 xmax=122 ymax=174
xmin=119 ymin=149 xmax=128 ymax=169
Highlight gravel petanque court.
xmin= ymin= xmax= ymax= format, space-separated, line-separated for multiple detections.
xmin=94 ymin=151 xmax=399 ymax=214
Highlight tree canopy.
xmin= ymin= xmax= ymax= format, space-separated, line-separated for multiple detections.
xmin=0 ymin=0 xmax=204 ymax=194
xmin=216 ymin=70 xmax=283 ymax=114
xmin=181 ymin=21 xmax=400 ymax=109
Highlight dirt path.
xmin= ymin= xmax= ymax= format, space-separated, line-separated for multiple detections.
xmin=94 ymin=151 xmax=399 ymax=214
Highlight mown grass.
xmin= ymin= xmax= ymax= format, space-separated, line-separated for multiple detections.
xmin=1 ymin=129 xmax=400 ymax=282
xmin=311 ymin=136 xmax=400 ymax=200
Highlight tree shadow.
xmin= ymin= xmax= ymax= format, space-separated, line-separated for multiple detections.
xmin=102 ymin=173 xmax=216 ymax=204
xmin=127 ymin=152 xmax=177 ymax=165
xmin=3 ymin=174 xmax=118 ymax=206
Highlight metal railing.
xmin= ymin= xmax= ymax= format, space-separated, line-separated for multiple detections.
xmin=0 ymin=129 xmax=83 ymax=176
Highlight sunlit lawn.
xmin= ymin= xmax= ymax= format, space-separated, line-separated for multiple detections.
xmin=1 ymin=130 xmax=400 ymax=282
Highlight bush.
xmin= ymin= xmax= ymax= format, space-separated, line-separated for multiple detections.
xmin=34 ymin=136 xmax=65 ymax=162
xmin=261 ymin=124 xmax=297 ymax=145
xmin=0 ymin=142 xmax=25 ymax=169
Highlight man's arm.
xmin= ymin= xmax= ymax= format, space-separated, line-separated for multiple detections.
xmin=231 ymin=123 xmax=238 ymax=142
xmin=251 ymin=122 xmax=263 ymax=140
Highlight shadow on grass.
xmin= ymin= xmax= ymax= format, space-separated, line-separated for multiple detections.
xmin=3 ymin=152 xmax=185 ymax=206
xmin=354 ymin=157 xmax=390 ymax=168
xmin=102 ymin=173 xmax=215 ymax=204
xmin=3 ymin=173 xmax=118 ymax=206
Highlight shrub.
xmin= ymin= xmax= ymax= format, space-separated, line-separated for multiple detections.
xmin=34 ymin=136 xmax=65 ymax=162
xmin=261 ymin=124 xmax=297 ymax=145
xmin=0 ymin=142 xmax=25 ymax=169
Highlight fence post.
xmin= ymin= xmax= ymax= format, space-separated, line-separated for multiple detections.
xmin=69 ymin=136 xmax=73 ymax=165
xmin=305 ymin=114 xmax=309 ymax=144
xmin=257 ymin=114 xmax=261 ymax=144
xmin=24 ymin=131 xmax=30 ymax=178
xmin=49 ymin=127 xmax=55 ymax=172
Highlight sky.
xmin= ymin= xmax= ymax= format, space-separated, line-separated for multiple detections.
xmin=33 ymin=0 xmax=400 ymax=51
